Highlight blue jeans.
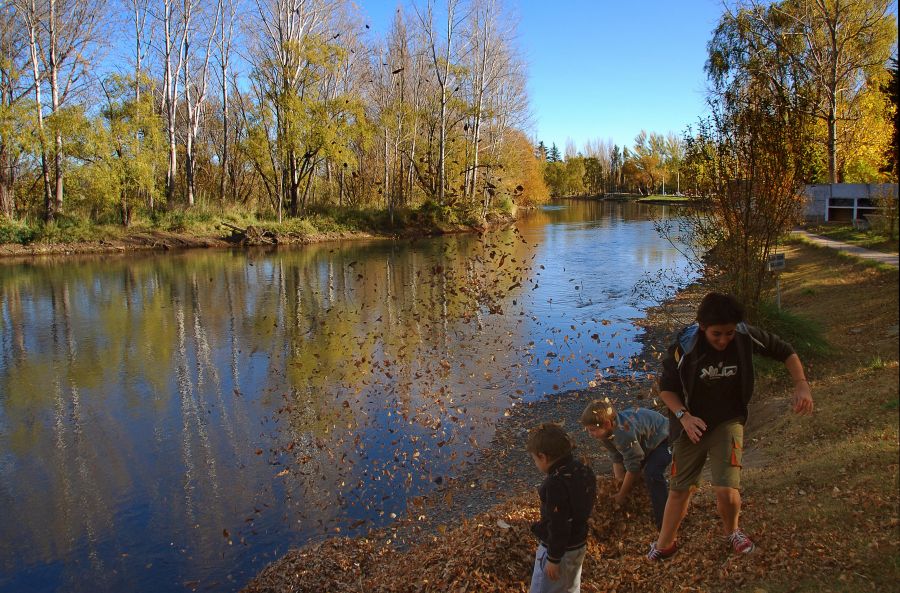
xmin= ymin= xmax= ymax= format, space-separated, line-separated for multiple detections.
xmin=529 ymin=543 xmax=586 ymax=593
xmin=643 ymin=443 xmax=672 ymax=529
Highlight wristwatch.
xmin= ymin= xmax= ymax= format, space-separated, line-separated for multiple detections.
xmin=675 ymin=408 xmax=687 ymax=420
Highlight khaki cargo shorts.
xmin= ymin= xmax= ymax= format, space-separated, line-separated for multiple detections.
xmin=670 ymin=418 xmax=744 ymax=491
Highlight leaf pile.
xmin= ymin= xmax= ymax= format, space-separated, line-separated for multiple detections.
xmin=241 ymin=475 xmax=860 ymax=593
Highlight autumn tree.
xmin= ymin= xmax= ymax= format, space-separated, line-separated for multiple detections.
xmin=670 ymin=76 xmax=812 ymax=313
xmin=0 ymin=2 xmax=31 ymax=217
xmin=711 ymin=0 xmax=897 ymax=183
xmin=17 ymin=0 xmax=106 ymax=220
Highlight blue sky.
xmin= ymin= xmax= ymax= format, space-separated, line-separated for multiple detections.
xmin=361 ymin=0 xmax=724 ymax=153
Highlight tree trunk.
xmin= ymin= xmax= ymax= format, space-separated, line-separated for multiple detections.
xmin=49 ymin=0 xmax=64 ymax=215
xmin=827 ymin=103 xmax=837 ymax=183
xmin=25 ymin=0 xmax=53 ymax=220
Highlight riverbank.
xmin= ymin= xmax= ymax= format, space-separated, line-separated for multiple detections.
xmin=551 ymin=194 xmax=697 ymax=206
xmin=0 ymin=206 xmax=519 ymax=260
xmin=241 ymin=241 xmax=898 ymax=593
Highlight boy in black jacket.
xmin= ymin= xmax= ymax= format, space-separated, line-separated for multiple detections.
xmin=527 ymin=423 xmax=597 ymax=593
xmin=647 ymin=292 xmax=814 ymax=561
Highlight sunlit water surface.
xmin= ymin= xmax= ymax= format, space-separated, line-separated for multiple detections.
xmin=0 ymin=200 xmax=694 ymax=592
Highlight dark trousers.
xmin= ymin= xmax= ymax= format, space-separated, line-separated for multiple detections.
xmin=642 ymin=444 xmax=672 ymax=529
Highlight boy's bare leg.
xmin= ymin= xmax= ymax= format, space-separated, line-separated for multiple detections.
xmin=715 ymin=486 xmax=741 ymax=535
xmin=656 ymin=489 xmax=692 ymax=549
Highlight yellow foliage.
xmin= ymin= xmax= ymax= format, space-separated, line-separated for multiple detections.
xmin=502 ymin=130 xmax=549 ymax=207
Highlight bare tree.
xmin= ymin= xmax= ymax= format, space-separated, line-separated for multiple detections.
xmin=158 ymin=0 xmax=187 ymax=205
xmin=415 ymin=0 xmax=463 ymax=205
xmin=182 ymin=0 xmax=221 ymax=207
xmin=0 ymin=2 xmax=31 ymax=217
xmin=17 ymin=0 xmax=105 ymax=220
xmin=215 ymin=0 xmax=237 ymax=204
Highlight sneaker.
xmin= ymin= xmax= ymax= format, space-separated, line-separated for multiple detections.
xmin=646 ymin=541 xmax=678 ymax=561
xmin=727 ymin=529 xmax=755 ymax=554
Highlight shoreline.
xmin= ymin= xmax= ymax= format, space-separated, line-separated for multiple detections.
xmin=240 ymin=243 xmax=900 ymax=593
xmin=240 ymin=277 xmax=705 ymax=591
xmin=0 ymin=213 xmax=519 ymax=261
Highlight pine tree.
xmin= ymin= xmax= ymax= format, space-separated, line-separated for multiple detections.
xmin=548 ymin=143 xmax=561 ymax=163
xmin=536 ymin=140 xmax=548 ymax=162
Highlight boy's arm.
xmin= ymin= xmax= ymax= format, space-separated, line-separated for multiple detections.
xmin=660 ymin=389 xmax=706 ymax=444
xmin=614 ymin=470 xmax=639 ymax=505
xmin=748 ymin=326 xmax=813 ymax=414
xmin=612 ymin=462 xmax=625 ymax=483
xmin=785 ymin=353 xmax=814 ymax=414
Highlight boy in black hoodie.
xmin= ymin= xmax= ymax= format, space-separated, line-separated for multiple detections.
xmin=647 ymin=292 xmax=814 ymax=561
xmin=526 ymin=423 xmax=597 ymax=593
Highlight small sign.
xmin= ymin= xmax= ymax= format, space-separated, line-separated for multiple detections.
xmin=767 ymin=253 xmax=786 ymax=271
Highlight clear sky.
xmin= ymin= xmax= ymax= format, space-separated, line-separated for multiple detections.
xmin=360 ymin=0 xmax=725 ymax=153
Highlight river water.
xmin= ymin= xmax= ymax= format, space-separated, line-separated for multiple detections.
xmin=0 ymin=200 xmax=693 ymax=593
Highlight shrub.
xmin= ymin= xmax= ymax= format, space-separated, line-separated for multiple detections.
xmin=0 ymin=218 xmax=36 ymax=244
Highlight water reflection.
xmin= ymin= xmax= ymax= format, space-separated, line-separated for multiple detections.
xmin=0 ymin=200 xmax=693 ymax=593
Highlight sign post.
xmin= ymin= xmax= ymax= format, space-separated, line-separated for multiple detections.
xmin=767 ymin=253 xmax=786 ymax=309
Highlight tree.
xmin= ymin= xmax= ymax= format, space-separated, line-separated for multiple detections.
xmin=882 ymin=57 xmax=898 ymax=179
xmin=17 ymin=0 xmax=106 ymax=221
xmin=0 ymin=2 xmax=31 ymax=218
xmin=547 ymin=142 xmax=560 ymax=163
xmin=181 ymin=0 xmax=221 ymax=207
xmin=669 ymin=87 xmax=810 ymax=313
xmin=91 ymin=74 xmax=164 ymax=225
xmin=711 ymin=0 xmax=897 ymax=183
xmin=415 ymin=0 xmax=462 ymax=206
xmin=632 ymin=130 xmax=664 ymax=194
xmin=158 ymin=0 xmax=187 ymax=206
xmin=664 ymin=132 xmax=684 ymax=194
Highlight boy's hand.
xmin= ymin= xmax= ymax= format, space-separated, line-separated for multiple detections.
xmin=612 ymin=493 xmax=626 ymax=506
xmin=680 ymin=413 xmax=706 ymax=443
xmin=545 ymin=561 xmax=560 ymax=580
xmin=792 ymin=381 xmax=813 ymax=415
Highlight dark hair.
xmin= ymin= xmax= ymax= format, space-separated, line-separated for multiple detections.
xmin=526 ymin=422 xmax=572 ymax=460
xmin=696 ymin=292 xmax=746 ymax=326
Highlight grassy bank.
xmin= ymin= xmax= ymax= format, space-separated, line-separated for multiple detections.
xmin=0 ymin=202 xmax=517 ymax=258
xmin=242 ymin=241 xmax=899 ymax=593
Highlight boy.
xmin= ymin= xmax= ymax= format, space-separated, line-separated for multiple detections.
xmin=647 ymin=292 xmax=814 ymax=561
xmin=580 ymin=400 xmax=671 ymax=529
xmin=527 ymin=422 xmax=597 ymax=593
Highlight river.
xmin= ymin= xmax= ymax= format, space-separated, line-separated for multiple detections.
xmin=0 ymin=200 xmax=694 ymax=593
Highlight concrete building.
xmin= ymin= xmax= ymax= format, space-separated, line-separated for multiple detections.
xmin=804 ymin=183 xmax=899 ymax=223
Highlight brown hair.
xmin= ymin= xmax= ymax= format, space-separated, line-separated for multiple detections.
xmin=525 ymin=422 xmax=572 ymax=460
xmin=580 ymin=399 xmax=616 ymax=427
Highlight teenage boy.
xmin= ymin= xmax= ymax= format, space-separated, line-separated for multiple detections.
xmin=647 ymin=292 xmax=814 ymax=561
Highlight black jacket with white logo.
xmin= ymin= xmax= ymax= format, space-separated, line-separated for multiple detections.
xmin=658 ymin=322 xmax=795 ymax=443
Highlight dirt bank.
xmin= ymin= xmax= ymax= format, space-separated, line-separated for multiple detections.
xmin=0 ymin=212 xmax=518 ymax=261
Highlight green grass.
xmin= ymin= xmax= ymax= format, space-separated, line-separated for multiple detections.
xmin=753 ymin=300 xmax=831 ymax=376
xmin=787 ymin=233 xmax=899 ymax=272
xmin=807 ymin=223 xmax=899 ymax=254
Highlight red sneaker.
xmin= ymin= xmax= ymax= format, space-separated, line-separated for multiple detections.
xmin=727 ymin=529 xmax=755 ymax=554
xmin=646 ymin=541 xmax=678 ymax=561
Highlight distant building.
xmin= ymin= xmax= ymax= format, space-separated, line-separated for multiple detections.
xmin=804 ymin=183 xmax=899 ymax=223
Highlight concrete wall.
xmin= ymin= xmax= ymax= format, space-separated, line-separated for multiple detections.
xmin=803 ymin=183 xmax=899 ymax=222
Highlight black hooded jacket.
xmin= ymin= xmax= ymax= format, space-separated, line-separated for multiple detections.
xmin=658 ymin=322 xmax=796 ymax=443
xmin=530 ymin=453 xmax=597 ymax=563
